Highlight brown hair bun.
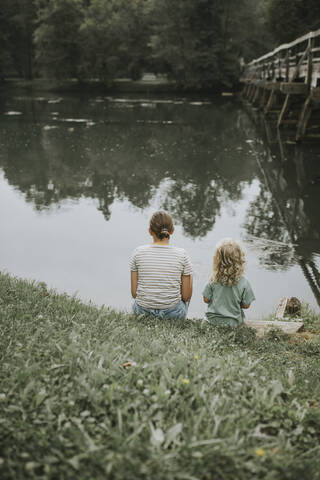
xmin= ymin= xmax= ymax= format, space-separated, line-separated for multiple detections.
xmin=150 ymin=211 xmax=173 ymax=240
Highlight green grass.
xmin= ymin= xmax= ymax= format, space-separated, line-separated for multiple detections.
xmin=0 ymin=272 xmax=320 ymax=480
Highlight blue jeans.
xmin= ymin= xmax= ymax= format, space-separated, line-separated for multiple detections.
xmin=132 ymin=299 xmax=188 ymax=320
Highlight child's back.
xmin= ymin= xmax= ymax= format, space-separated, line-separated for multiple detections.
xmin=203 ymin=239 xmax=255 ymax=327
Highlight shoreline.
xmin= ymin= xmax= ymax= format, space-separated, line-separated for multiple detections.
xmin=0 ymin=77 xmax=237 ymax=96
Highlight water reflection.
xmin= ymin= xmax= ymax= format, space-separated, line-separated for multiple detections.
xmin=0 ymin=93 xmax=320 ymax=311
xmin=0 ymin=95 xmax=256 ymax=235
xmin=239 ymin=110 xmax=320 ymax=305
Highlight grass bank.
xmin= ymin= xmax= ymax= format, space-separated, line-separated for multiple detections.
xmin=0 ymin=272 xmax=320 ymax=480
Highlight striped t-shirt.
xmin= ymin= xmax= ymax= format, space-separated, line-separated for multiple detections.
xmin=130 ymin=244 xmax=193 ymax=309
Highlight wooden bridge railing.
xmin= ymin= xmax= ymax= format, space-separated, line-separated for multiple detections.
xmin=242 ymin=28 xmax=320 ymax=88
xmin=241 ymin=29 xmax=320 ymax=141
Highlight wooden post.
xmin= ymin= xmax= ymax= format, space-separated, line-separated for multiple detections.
xmin=278 ymin=94 xmax=291 ymax=128
xmin=285 ymin=50 xmax=290 ymax=82
xmin=295 ymin=51 xmax=299 ymax=78
xmin=246 ymin=83 xmax=253 ymax=101
xmin=296 ymin=94 xmax=312 ymax=141
xmin=265 ymin=89 xmax=281 ymax=114
xmin=306 ymin=37 xmax=314 ymax=89
xmin=277 ymin=53 xmax=281 ymax=79
xmin=310 ymin=260 xmax=320 ymax=289
xmin=253 ymin=85 xmax=261 ymax=105
xmin=300 ymin=260 xmax=320 ymax=306
xmin=271 ymin=57 xmax=275 ymax=81
xmin=259 ymin=87 xmax=268 ymax=109
xmin=275 ymin=297 xmax=288 ymax=318
xmin=249 ymin=84 xmax=257 ymax=103
xmin=265 ymin=90 xmax=274 ymax=113
xmin=278 ymin=45 xmax=310 ymax=127
xmin=243 ymin=83 xmax=250 ymax=98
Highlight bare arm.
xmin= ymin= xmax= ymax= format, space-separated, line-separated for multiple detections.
xmin=181 ymin=275 xmax=192 ymax=302
xmin=203 ymin=296 xmax=210 ymax=304
xmin=131 ymin=271 xmax=138 ymax=298
xmin=241 ymin=303 xmax=251 ymax=309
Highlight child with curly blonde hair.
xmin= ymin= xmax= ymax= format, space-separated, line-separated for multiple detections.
xmin=202 ymin=238 xmax=255 ymax=327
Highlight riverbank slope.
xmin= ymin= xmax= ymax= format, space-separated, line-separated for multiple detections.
xmin=0 ymin=272 xmax=319 ymax=479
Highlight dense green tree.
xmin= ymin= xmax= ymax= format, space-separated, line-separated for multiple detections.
xmin=34 ymin=0 xmax=85 ymax=79
xmin=0 ymin=0 xmax=36 ymax=79
xmin=266 ymin=0 xmax=320 ymax=45
xmin=0 ymin=1 xmax=11 ymax=81
xmin=80 ymin=0 xmax=151 ymax=82
xmin=1 ymin=0 xmax=314 ymax=88
xmin=151 ymin=0 xmax=271 ymax=90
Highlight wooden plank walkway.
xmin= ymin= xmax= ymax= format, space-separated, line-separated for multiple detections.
xmin=241 ymin=29 xmax=320 ymax=141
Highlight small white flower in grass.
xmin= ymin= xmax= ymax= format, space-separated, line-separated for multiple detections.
xmin=102 ymin=384 xmax=109 ymax=390
xmin=164 ymin=390 xmax=171 ymax=396
xmin=0 ymin=394 xmax=6 ymax=401
xmin=192 ymin=451 xmax=203 ymax=458
xmin=150 ymin=423 xmax=164 ymax=447
xmin=68 ymin=400 xmax=75 ymax=407
xmin=288 ymin=369 xmax=295 ymax=387
xmin=80 ymin=410 xmax=90 ymax=417
xmin=143 ymin=389 xmax=149 ymax=395
xmin=137 ymin=379 xmax=143 ymax=386
xmin=37 ymin=314 xmax=44 ymax=320
xmin=25 ymin=462 xmax=37 ymax=472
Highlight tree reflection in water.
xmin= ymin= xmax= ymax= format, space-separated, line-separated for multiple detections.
xmin=0 ymin=96 xmax=256 ymax=235
xmin=243 ymin=188 xmax=295 ymax=271
xmin=239 ymin=111 xmax=320 ymax=305
xmin=0 ymin=94 xmax=320 ymax=307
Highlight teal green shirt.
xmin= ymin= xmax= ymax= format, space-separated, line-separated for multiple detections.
xmin=202 ymin=277 xmax=255 ymax=327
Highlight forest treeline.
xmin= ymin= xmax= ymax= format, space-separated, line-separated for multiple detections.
xmin=0 ymin=0 xmax=319 ymax=90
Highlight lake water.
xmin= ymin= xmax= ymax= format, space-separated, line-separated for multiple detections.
xmin=0 ymin=92 xmax=320 ymax=319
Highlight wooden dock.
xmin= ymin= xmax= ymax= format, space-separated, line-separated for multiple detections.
xmin=241 ymin=29 xmax=320 ymax=142
xmin=246 ymin=320 xmax=304 ymax=337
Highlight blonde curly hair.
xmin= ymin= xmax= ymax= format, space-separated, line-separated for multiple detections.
xmin=212 ymin=238 xmax=245 ymax=286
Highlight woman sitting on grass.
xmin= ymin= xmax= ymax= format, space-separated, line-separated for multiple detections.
xmin=203 ymin=238 xmax=255 ymax=327
xmin=130 ymin=210 xmax=193 ymax=320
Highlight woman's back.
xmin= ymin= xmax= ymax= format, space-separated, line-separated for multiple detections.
xmin=130 ymin=244 xmax=192 ymax=309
